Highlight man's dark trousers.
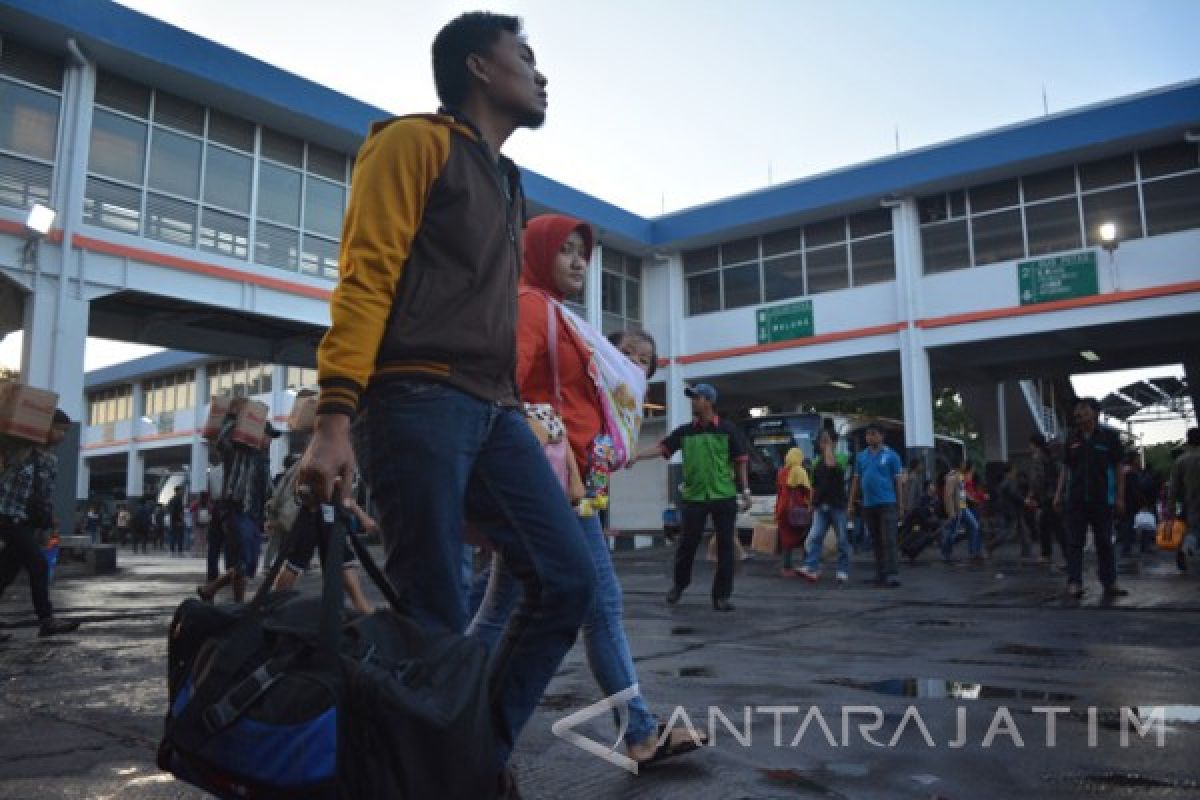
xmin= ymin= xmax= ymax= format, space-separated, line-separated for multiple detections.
xmin=675 ymin=498 xmax=738 ymax=601
xmin=0 ymin=521 xmax=53 ymax=619
xmin=1065 ymin=502 xmax=1117 ymax=587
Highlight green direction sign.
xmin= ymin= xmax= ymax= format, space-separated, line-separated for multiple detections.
xmin=1018 ymin=251 xmax=1099 ymax=306
xmin=757 ymin=300 xmax=814 ymax=344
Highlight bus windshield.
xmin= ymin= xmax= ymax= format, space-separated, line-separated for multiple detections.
xmin=743 ymin=414 xmax=822 ymax=495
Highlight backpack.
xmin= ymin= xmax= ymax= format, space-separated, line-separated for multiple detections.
xmin=265 ymin=460 xmax=302 ymax=537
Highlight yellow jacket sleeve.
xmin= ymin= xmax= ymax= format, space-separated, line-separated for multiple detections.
xmin=316 ymin=119 xmax=450 ymax=416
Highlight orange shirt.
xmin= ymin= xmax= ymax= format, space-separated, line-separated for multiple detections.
xmin=517 ymin=293 xmax=604 ymax=475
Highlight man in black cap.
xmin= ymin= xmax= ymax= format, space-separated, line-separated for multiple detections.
xmin=0 ymin=409 xmax=80 ymax=638
xmin=635 ymin=383 xmax=750 ymax=611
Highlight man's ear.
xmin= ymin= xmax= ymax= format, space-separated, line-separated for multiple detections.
xmin=466 ymin=52 xmax=491 ymax=86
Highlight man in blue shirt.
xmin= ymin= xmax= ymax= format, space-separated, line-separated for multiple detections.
xmin=848 ymin=423 xmax=905 ymax=587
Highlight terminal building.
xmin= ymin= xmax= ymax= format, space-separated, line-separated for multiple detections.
xmin=2 ymin=0 xmax=1199 ymax=533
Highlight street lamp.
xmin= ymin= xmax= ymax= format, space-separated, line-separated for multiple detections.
xmin=25 ymin=203 xmax=56 ymax=235
xmin=1098 ymin=221 xmax=1119 ymax=291
xmin=1098 ymin=222 xmax=1118 ymax=252
xmin=20 ymin=203 xmax=57 ymax=268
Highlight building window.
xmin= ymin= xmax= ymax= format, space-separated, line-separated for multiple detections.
xmin=682 ymin=208 xmax=894 ymax=316
xmin=141 ymin=370 xmax=194 ymax=417
xmin=919 ymin=141 xmax=1200 ymax=275
xmin=805 ymin=244 xmax=849 ymax=294
xmin=84 ymin=70 xmax=349 ymax=276
xmin=0 ymin=36 xmax=62 ymax=214
xmin=599 ymin=246 xmax=642 ymax=334
xmin=686 ymin=270 xmax=721 ymax=316
xmin=208 ymin=360 xmax=272 ymax=398
xmin=971 ymin=209 xmax=1024 ymax=266
xmin=1024 ymin=197 xmax=1081 ymax=256
xmin=87 ymin=385 xmax=133 ymax=426
xmin=285 ymin=366 xmax=319 ymax=389
xmin=1142 ymin=172 xmax=1200 ymax=236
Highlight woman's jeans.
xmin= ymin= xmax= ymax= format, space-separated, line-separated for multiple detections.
xmin=469 ymin=511 xmax=658 ymax=747
xmin=803 ymin=504 xmax=850 ymax=574
xmin=941 ymin=508 xmax=982 ymax=557
xmin=353 ymin=379 xmax=595 ymax=769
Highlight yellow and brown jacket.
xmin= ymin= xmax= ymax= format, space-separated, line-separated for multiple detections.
xmin=316 ymin=112 xmax=524 ymax=416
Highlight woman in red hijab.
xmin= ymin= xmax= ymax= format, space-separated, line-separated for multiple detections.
xmin=469 ymin=214 xmax=704 ymax=767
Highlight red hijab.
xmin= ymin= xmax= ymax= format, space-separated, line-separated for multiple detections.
xmin=520 ymin=214 xmax=595 ymax=370
xmin=521 ymin=214 xmax=594 ymax=299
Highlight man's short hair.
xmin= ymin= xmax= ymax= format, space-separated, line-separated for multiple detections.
xmin=864 ymin=422 xmax=883 ymax=435
xmin=1074 ymin=396 xmax=1101 ymax=412
xmin=1188 ymin=427 xmax=1200 ymax=447
xmin=432 ymin=12 xmax=522 ymax=109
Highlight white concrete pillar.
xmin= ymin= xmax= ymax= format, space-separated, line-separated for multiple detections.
xmin=271 ymin=363 xmax=289 ymax=471
xmin=986 ymin=382 xmax=1010 ymax=463
xmin=76 ymin=456 xmax=90 ymax=500
xmin=126 ymin=381 xmax=145 ymax=498
xmin=663 ymin=252 xmax=689 ymax=435
xmin=189 ymin=363 xmax=209 ymax=493
xmin=891 ymin=198 xmax=935 ymax=453
xmin=19 ymin=274 xmax=88 ymax=421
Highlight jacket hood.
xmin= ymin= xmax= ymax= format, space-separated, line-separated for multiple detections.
xmin=521 ymin=214 xmax=594 ymax=300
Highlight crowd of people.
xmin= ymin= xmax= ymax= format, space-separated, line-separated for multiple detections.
xmin=769 ymin=398 xmax=1198 ymax=601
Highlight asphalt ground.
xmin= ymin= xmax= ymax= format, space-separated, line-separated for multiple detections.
xmin=1 ymin=539 xmax=1197 ymax=799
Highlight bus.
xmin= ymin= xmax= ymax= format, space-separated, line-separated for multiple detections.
xmin=740 ymin=412 xmax=966 ymax=522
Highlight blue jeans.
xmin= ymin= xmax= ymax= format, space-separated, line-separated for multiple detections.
xmin=225 ymin=510 xmax=261 ymax=578
xmin=470 ymin=512 xmax=658 ymax=746
xmin=353 ymin=379 xmax=595 ymax=768
xmin=941 ymin=508 xmax=982 ymax=558
xmin=803 ymin=504 xmax=850 ymax=574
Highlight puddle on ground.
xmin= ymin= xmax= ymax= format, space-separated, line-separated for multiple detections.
xmin=678 ymin=666 xmax=713 ymax=678
xmin=824 ymin=762 xmax=869 ymax=778
xmin=1045 ymin=771 xmax=1200 ymax=790
xmin=760 ymin=769 xmax=847 ymax=798
xmin=992 ymin=643 xmax=1080 ymax=658
xmin=819 ymin=677 xmax=1077 ymax=703
xmin=670 ymin=626 xmax=696 ymax=635
xmin=1071 ymin=705 xmax=1200 ymax=731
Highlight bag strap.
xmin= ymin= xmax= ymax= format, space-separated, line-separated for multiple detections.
xmin=317 ymin=503 xmax=346 ymax=655
xmin=345 ymin=526 xmax=407 ymax=614
xmin=546 ymin=298 xmax=561 ymax=411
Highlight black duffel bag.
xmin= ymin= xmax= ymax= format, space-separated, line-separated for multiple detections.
xmin=157 ymin=503 xmax=497 ymax=799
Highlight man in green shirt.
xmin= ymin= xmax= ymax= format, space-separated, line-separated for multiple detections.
xmin=636 ymin=384 xmax=750 ymax=611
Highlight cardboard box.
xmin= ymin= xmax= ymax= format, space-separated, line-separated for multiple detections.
xmin=287 ymin=389 xmax=318 ymax=433
xmin=751 ymin=522 xmax=780 ymax=556
xmin=202 ymin=396 xmax=269 ymax=448
xmin=0 ymin=381 xmax=59 ymax=443
xmin=232 ymin=399 xmax=270 ymax=449
xmin=201 ymin=395 xmax=231 ymax=440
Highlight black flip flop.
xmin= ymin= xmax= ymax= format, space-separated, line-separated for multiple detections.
xmin=634 ymin=722 xmax=707 ymax=769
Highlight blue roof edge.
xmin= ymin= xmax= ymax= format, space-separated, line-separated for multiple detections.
xmin=86 ymin=350 xmax=206 ymax=388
